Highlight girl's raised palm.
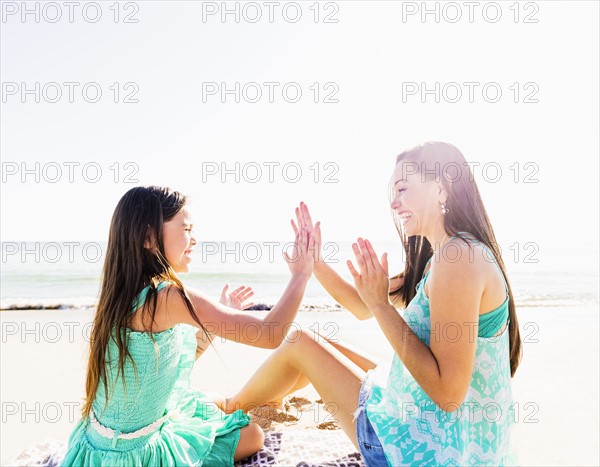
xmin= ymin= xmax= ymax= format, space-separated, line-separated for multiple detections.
xmin=284 ymin=226 xmax=315 ymax=278
xmin=291 ymin=201 xmax=322 ymax=264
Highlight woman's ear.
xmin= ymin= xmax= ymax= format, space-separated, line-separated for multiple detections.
xmin=437 ymin=179 xmax=448 ymax=204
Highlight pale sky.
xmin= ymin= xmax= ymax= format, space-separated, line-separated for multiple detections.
xmin=1 ymin=1 xmax=598 ymax=261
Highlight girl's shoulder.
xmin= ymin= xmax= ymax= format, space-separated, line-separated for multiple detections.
xmin=129 ymin=281 xmax=179 ymax=333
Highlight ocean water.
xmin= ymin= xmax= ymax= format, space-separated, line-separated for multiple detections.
xmin=1 ymin=241 xmax=598 ymax=310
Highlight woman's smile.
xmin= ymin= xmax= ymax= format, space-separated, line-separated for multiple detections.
xmin=399 ymin=211 xmax=413 ymax=224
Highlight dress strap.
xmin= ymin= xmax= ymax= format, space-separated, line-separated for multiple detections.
xmin=131 ymin=281 xmax=171 ymax=314
xmin=450 ymin=230 xmax=475 ymax=241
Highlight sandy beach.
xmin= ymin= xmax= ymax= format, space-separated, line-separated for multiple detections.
xmin=1 ymin=306 xmax=598 ymax=466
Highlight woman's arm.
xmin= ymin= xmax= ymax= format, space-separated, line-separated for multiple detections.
xmin=314 ymin=259 xmax=405 ymax=320
xmin=348 ymin=238 xmax=483 ymax=412
xmin=293 ymin=202 xmax=374 ymax=320
xmin=314 ymin=260 xmax=372 ymax=320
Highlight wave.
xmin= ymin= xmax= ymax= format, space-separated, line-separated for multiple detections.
xmin=1 ymin=295 xmax=596 ymax=311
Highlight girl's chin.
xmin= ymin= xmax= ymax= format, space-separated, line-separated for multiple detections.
xmin=173 ymin=263 xmax=191 ymax=274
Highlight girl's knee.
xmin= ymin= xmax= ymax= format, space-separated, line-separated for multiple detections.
xmin=245 ymin=422 xmax=265 ymax=451
xmin=234 ymin=423 xmax=265 ymax=461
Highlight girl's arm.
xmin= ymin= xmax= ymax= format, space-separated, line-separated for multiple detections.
xmin=186 ymin=273 xmax=310 ymax=349
xmin=168 ymin=229 xmax=314 ymax=349
xmin=195 ymin=284 xmax=255 ymax=359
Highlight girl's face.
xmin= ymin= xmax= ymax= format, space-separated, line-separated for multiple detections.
xmin=162 ymin=207 xmax=196 ymax=273
xmin=390 ymin=160 xmax=445 ymax=237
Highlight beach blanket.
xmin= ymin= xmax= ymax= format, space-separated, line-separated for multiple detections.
xmin=8 ymin=431 xmax=365 ymax=467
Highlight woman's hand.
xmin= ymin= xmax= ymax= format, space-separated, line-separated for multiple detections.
xmin=389 ymin=272 xmax=405 ymax=293
xmin=284 ymin=226 xmax=315 ymax=278
xmin=291 ymin=201 xmax=322 ymax=264
xmin=219 ymin=284 xmax=255 ymax=310
xmin=347 ymin=238 xmax=391 ymax=312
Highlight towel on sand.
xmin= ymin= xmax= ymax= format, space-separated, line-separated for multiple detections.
xmin=9 ymin=430 xmax=365 ymax=467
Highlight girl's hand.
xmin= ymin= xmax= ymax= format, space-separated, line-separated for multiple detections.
xmin=291 ymin=202 xmax=322 ymax=264
xmin=284 ymin=226 xmax=315 ymax=278
xmin=347 ymin=238 xmax=391 ymax=312
xmin=219 ymin=284 xmax=255 ymax=310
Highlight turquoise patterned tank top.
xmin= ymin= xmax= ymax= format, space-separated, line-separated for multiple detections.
xmin=363 ymin=233 xmax=518 ymax=466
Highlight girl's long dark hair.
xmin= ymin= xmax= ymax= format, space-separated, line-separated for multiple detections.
xmin=82 ymin=186 xmax=210 ymax=419
xmin=388 ymin=142 xmax=522 ymax=377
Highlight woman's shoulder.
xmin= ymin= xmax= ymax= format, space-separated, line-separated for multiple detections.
xmin=434 ymin=235 xmax=493 ymax=279
xmin=432 ymin=234 xmax=506 ymax=301
xmin=447 ymin=233 xmax=494 ymax=263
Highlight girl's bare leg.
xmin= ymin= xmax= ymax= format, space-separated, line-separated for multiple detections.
xmin=226 ymin=329 xmax=365 ymax=449
xmin=233 ymin=423 xmax=265 ymax=462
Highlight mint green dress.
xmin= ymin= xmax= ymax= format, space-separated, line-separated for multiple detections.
xmin=363 ymin=233 xmax=518 ymax=466
xmin=60 ymin=282 xmax=251 ymax=466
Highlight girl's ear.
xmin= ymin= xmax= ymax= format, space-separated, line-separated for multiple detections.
xmin=144 ymin=226 xmax=156 ymax=250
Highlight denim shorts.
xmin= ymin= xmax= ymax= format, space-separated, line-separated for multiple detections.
xmin=355 ymin=379 xmax=388 ymax=467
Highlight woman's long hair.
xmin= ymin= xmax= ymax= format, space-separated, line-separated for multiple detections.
xmin=82 ymin=186 xmax=211 ymax=419
xmin=388 ymin=142 xmax=522 ymax=377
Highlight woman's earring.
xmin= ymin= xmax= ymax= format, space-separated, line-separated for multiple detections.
xmin=440 ymin=202 xmax=449 ymax=215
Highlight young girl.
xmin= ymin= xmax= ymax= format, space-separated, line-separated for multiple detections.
xmin=225 ymin=142 xmax=522 ymax=466
xmin=60 ymin=186 xmax=315 ymax=466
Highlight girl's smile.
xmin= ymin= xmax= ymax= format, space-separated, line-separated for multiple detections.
xmin=163 ymin=207 xmax=197 ymax=273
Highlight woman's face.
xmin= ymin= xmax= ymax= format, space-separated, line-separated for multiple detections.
xmin=390 ymin=160 xmax=446 ymax=237
xmin=162 ymin=207 xmax=196 ymax=273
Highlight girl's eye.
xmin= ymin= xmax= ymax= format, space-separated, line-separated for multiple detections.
xmin=398 ymin=188 xmax=405 ymax=193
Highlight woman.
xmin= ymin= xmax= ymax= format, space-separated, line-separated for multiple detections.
xmin=225 ymin=141 xmax=522 ymax=466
